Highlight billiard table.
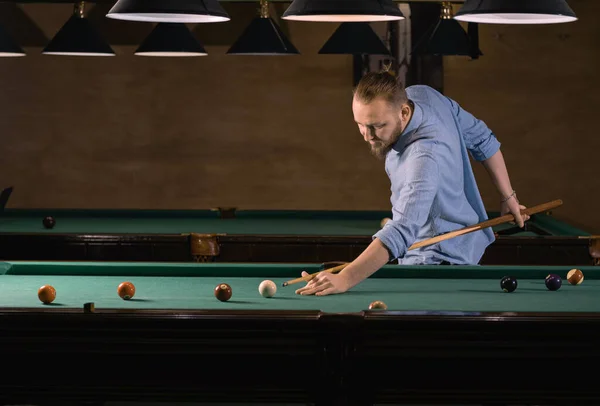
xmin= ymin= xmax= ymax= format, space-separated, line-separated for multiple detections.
xmin=0 ymin=207 xmax=597 ymax=266
xmin=1 ymin=260 xmax=600 ymax=405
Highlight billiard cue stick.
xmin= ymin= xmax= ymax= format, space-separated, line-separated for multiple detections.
xmin=282 ymin=199 xmax=563 ymax=287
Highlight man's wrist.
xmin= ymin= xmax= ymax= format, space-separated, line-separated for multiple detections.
xmin=501 ymin=190 xmax=516 ymax=203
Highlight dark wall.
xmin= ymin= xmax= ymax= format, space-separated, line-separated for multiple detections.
xmin=0 ymin=1 xmax=597 ymax=233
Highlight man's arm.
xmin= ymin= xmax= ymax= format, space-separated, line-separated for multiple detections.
xmin=445 ymin=96 xmax=527 ymax=227
xmin=481 ymin=149 xmax=516 ymax=200
xmin=296 ymin=147 xmax=439 ymax=296
xmin=481 ymin=150 xmax=529 ymax=227
xmin=295 ymin=238 xmax=390 ymax=296
xmin=338 ymin=238 xmax=391 ymax=289
xmin=445 ymin=95 xmax=500 ymax=162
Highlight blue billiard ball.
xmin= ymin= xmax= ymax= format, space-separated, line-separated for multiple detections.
xmin=500 ymin=276 xmax=517 ymax=293
xmin=545 ymin=274 xmax=562 ymax=291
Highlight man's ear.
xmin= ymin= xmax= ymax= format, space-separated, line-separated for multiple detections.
xmin=400 ymin=103 xmax=410 ymax=121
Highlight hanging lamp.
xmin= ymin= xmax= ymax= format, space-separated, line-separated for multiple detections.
xmin=135 ymin=23 xmax=207 ymax=56
xmin=227 ymin=0 xmax=299 ymax=55
xmin=107 ymin=0 xmax=230 ymax=23
xmin=282 ymin=0 xmax=404 ymax=22
xmin=43 ymin=1 xmax=114 ymax=56
xmin=454 ymin=0 xmax=577 ymax=24
xmin=413 ymin=2 xmax=481 ymax=56
xmin=319 ymin=22 xmax=390 ymax=55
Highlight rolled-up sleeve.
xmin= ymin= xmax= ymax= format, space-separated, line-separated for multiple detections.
xmin=373 ymin=147 xmax=439 ymax=260
xmin=445 ymin=96 xmax=500 ymax=161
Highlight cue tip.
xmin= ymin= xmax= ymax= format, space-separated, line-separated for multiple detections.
xmin=282 ymin=282 xmax=288 ymax=287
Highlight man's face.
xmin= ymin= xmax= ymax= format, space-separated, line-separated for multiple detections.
xmin=352 ymin=96 xmax=405 ymax=160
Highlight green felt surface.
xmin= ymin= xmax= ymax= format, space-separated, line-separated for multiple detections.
xmin=0 ymin=209 xmax=588 ymax=236
xmin=1 ymin=262 xmax=598 ymax=313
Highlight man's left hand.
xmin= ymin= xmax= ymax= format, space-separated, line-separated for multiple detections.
xmin=295 ymin=270 xmax=350 ymax=296
xmin=501 ymin=193 xmax=529 ymax=228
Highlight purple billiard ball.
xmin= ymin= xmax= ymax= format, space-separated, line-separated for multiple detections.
xmin=43 ymin=216 xmax=55 ymax=229
xmin=545 ymin=274 xmax=562 ymax=291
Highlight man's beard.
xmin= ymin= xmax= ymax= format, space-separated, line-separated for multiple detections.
xmin=368 ymin=126 xmax=403 ymax=160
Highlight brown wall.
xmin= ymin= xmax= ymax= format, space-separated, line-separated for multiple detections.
xmin=0 ymin=1 xmax=597 ymax=233
xmin=446 ymin=0 xmax=599 ymax=233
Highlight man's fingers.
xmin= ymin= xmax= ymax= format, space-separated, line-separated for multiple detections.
xmin=315 ymin=287 xmax=337 ymax=296
xmin=519 ymin=205 xmax=530 ymax=222
xmin=296 ymin=272 xmax=328 ymax=295
xmin=516 ymin=216 xmax=525 ymax=228
xmin=297 ymin=278 xmax=331 ymax=296
xmin=297 ymin=283 xmax=325 ymax=296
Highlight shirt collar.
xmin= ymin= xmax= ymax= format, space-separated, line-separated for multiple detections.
xmin=392 ymin=100 xmax=423 ymax=153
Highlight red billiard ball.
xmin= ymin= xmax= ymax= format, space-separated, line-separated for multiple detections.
xmin=43 ymin=216 xmax=55 ymax=229
xmin=38 ymin=285 xmax=56 ymax=304
xmin=214 ymin=283 xmax=232 ymax=302
xmin=117 ymin=281 xmax=135 ymax=300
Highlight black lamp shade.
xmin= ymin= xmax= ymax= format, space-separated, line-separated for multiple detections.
xmin=282 ymin=0 xmax=404 ymax=22
xmin=319 ymin=22 xmax=390 ymax=55
xmin=135 ymin=23 xmax=207 ymax=56
xmin=107 ymin=0 xmax=230 ymax=23
xmin=0 ymin=24 xmax=25 ymax=57
xmin=43 ymin=15 xmax=114 ymax=56
xmin=455 ymin=0 xmax=577 ymax=24
xmin=413 ymin=19 xmax=475 ymax=56
xmin=227 ymin=17 xmax=299 ymax=55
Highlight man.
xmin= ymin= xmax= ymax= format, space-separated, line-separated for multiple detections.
xmin=296 ymin=71 xmax=528 ymax=296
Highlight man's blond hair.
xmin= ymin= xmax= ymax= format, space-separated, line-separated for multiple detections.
xmin=353 ymin=71 xmax=408 ymax=107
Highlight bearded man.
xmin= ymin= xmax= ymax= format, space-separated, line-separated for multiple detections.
xmin=296 ymin=70 xmax=528 ymax=297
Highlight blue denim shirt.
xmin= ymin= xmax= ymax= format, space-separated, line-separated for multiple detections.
xmin=373 ymin=85 xmax=500 ymax=265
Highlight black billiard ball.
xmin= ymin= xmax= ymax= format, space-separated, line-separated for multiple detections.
xmin=500 ymin=276 xmax=517 ymax=293
xmin=545 ymin=274 xmax=562 ymax=291
xmin=214 ymin=283 xmax=232 ymax=302
xmin=43 ymin=216 xmax=55 ymax=229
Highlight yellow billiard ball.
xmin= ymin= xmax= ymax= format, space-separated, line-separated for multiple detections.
xmin=369 ymin=300 xmax=387 ymax=310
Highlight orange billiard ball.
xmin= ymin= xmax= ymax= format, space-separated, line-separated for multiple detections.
xmin=567 ymin=268 xmax=584 ymax=285
xmin=215 ymin=283 xmax=232 ymax=302
xmin=117 ymin=281 xmax=136 ymax=300
xmin=38 ymin=285 xmax=56 ymax=304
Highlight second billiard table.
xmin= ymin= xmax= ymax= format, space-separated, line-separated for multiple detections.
xmin=0 ymin=207 xmax=597 ymax=265
xmin=1 ymin=260 xmax=600 ymax=405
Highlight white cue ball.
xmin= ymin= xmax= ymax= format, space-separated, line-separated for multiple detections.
xmin=380 ymin=217 xmax=391 ymax=228
xmin=258 ymin=280 xmax=277 ymax=298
